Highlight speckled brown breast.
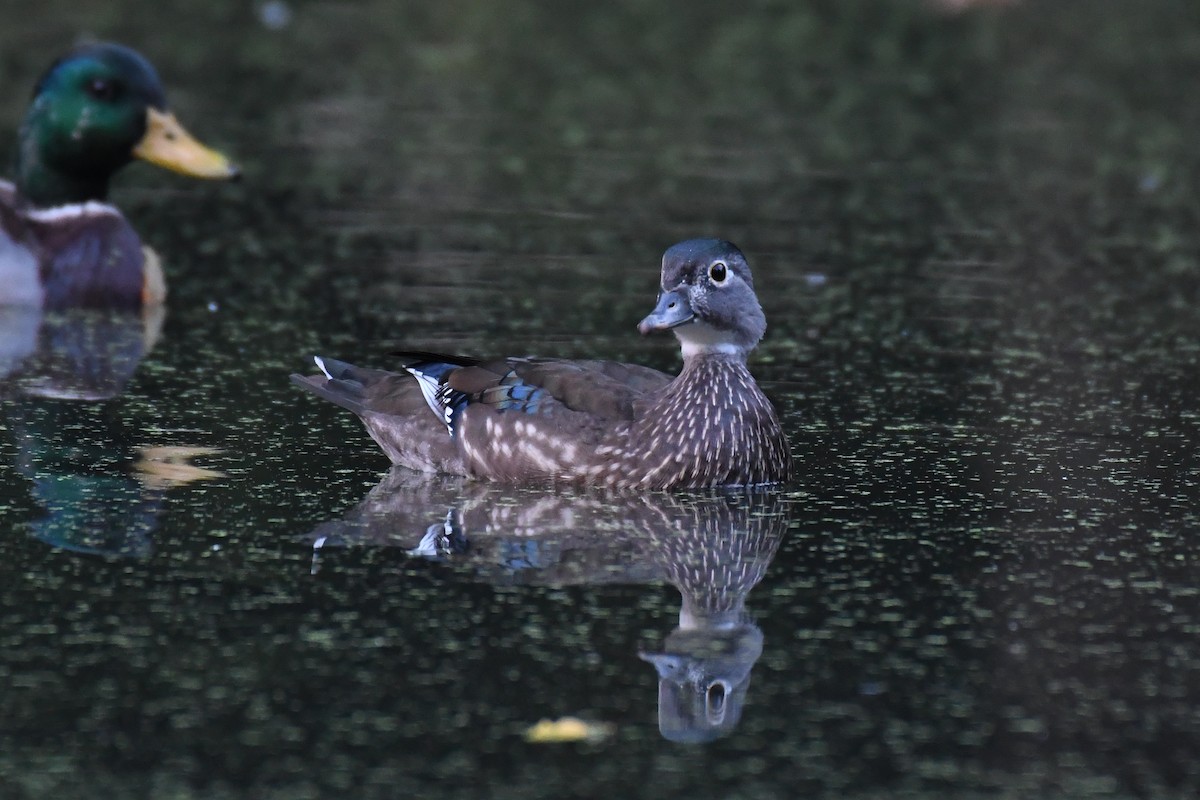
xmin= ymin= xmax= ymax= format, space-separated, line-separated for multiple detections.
xmin=582 ymin=356 xmax=793 ymax=489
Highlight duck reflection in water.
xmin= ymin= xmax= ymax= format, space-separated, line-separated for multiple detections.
xmin=0 ymin=304 xmax=164 ymax=400
xmin=1 ymin=306 xmax=162 ymax=555
xmin=636 ymin=493 xmax=783 ymax=742
xmin=1 ymin=307 xmax=221 ymax=556
xmin=4 ymin=397 xmax=161 ymax=557
xmin=306 ymin=469 xmax=789 ymax=742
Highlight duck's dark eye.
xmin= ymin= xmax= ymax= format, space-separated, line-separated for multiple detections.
xmin=86 ymin=78 xmax=117 ymax=101
xmin=709 ymin=262 xmax=727 ymax=284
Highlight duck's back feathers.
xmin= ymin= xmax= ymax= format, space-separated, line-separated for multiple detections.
xmin=405 ymin=353 xmax=671 ymax=425
xmin=487 ymin=358 xmax=672 ymax=418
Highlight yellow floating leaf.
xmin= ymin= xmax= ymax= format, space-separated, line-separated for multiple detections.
xmin=524 ymin=717 xmax=614 ymax=743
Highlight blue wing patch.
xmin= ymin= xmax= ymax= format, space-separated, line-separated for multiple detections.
xmin=406 ymin=362 xmax=553 ymax=437
xmin=482 ymin=370 xmax=552 ymax=414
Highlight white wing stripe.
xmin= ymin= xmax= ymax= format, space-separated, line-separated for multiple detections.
xmin=406 ymin=366 xmax=452 ymax=432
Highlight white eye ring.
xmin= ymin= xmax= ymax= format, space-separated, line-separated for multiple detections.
xmin=709 ymin=261 xmax=728 ymax=284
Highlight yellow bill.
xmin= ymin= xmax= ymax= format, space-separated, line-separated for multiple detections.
xmin=132 ymin=107 xmax=239 ymax=179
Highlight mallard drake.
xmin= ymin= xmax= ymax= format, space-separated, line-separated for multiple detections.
xmin=292 ymin=239 xmax=794 ymax=489
xmin=0 ymin=42 xmax=238 ymax=309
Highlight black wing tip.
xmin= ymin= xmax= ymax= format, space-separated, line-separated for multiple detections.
xmin=390 ymin=349 xmax=482 ymax=368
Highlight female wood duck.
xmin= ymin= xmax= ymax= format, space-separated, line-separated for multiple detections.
xmin=0 ymin=42 xmax=238 ymax=310
xmin=292 ymin=239 xmax=794 ymax=489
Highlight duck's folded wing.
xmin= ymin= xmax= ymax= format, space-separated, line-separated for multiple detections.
xmin=445 ymin=357 xmax=671 ymax=422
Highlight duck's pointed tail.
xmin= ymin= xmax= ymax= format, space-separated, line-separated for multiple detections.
xmin=290 ymin=355 xmax=465 ymax=473
xmin=290 ymin=356 xmax=383 ymax=415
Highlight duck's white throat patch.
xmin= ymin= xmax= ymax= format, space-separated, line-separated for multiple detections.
xmin=674 ymin=321 xmax=744 ymax=358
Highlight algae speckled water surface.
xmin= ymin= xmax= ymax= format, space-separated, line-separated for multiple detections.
xmin=2 ymin=2 xmax=1200 ymax=798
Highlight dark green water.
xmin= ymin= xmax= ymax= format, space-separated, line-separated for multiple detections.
xmin=3 ymin=1 xmax=1200 ymax=797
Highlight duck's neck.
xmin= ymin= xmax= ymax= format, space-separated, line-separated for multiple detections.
xmin=676 ymin=351 xmax=752 ymax=383
xmin=14 ymin=117 xmax=113 ymax=208
xmin=14 ymin=153 xmax=110 ymax=208
xmin=675 ymin=321 xmax=751 ymax=361
xmin=679 ymin=598 xmax=751 ymax=630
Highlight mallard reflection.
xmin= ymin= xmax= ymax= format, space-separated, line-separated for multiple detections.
xmin=0 ymin=305 xmax=164 ymax=401
xmin=5 ymin=399 xmax=161 ymax=557
xmin=1 ymin=306 xmax=163 ymax=555
xmin=306 ymin=469 xmax=789 ymax=742
xmin=1 ymin=308 xmax=222 ymax=556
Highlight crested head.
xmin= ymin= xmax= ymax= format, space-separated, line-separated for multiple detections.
xmin=638 ymin=239 xmax=767 ymax=359
xmin=14 ymin=42 xmax=237 ymax=208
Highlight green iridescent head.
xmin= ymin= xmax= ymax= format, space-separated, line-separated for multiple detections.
xmin=14 ymin=42 xmax=237 ymax=208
